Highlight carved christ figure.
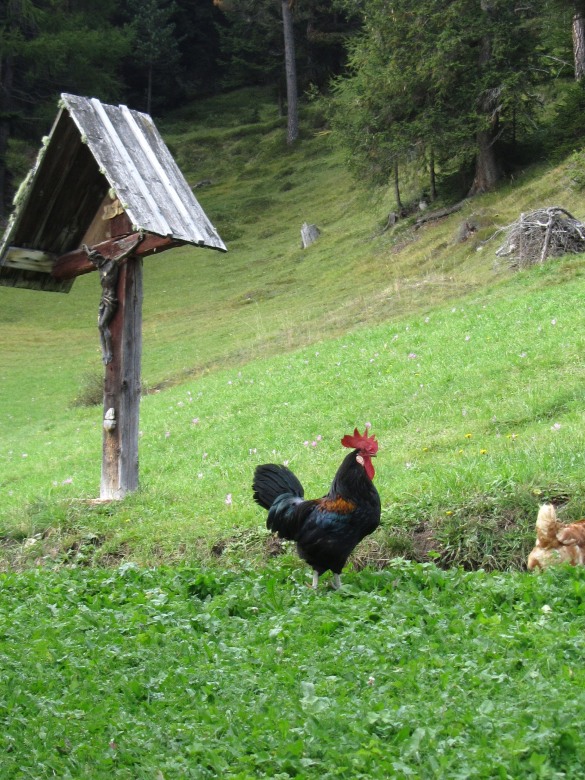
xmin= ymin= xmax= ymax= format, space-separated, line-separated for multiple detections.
xmin=83 ymin=233 xmax=144 ymax=364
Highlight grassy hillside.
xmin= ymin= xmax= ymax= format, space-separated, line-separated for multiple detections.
xmin=1 ymin=87 xmax=585 ymax=572
xmin=4 ymin=87 xmax=585 ymax=780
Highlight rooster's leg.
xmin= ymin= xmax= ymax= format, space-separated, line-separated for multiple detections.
xmin=311 ymin=570 xmax=319 ymax=589
xmin=332 ymin=574 xmax=342 ymax=590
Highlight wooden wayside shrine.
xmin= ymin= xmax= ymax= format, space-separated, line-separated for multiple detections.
xmin=0 ymin=94 xmax=226 ymax=500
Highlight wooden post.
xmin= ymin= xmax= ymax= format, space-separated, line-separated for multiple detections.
xmin=101 ymin=254 xmax=143 ymax=500
xmin=52 ymin=229 xmax=182 ymax=501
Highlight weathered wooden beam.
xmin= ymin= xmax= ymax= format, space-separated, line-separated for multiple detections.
xmin=1 ymin=247 xmax=57 ymax=273
xmin=100 ymin=255 xmax=143 ymax=500
xmin=52 ymin=233 xmax=183 ymax=280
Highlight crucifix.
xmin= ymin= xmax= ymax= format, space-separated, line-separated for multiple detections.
xmin=0 ymin=94 xmax=226 ymax=502
xmin=52 ymin=207 xmax=184 ymax=501
xmin=84 ymin=231 xmax=144 ymax=365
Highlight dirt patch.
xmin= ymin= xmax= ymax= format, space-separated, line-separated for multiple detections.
xmin=210 ymin=528 xmax=284 ymax=561
xmin=411 ymin=522 xmax=442 ymax=560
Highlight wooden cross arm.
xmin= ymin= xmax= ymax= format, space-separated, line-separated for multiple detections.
xmin=52 ymin=232 xmax=183 ymax=281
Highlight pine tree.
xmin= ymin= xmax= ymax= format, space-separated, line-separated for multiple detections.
xmin=0 ymin=1 xmax=37 ymax=217
xmin=282 ymin=0 xmax=298 ymax=144
xmin=331 ymin=0 xmax=541 ymax=200
xmin=125 ymin=0 xmax=180 ymax=114
xmin=0 ymin=0 xmax=132 ymax=217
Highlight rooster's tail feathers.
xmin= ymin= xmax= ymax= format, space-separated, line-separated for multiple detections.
xmin=252 ymin=464 xmax=304 ymax=509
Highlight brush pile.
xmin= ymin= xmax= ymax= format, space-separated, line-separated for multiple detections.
xmin=495 ymin=206 xmax=585 ymax=269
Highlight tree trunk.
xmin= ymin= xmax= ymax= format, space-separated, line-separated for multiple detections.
xmin=0 ymin=53 xmax=15 ymax=220
xmin=573 ymin=2 xmax=585 ymax=81
xmin=282 ymin=0 xmax=298 ymax=145
xmin=429 ymin=147 xmax=437 ymax=201
xmin=468 ymin=127 xmax=500 ymax=195
xmin=469 ymin=0 xmax=501 ymax=196
xmin=146 ymin=60 xmax=153 ymax=115
xmin=393 ymin=160 xmax=403 ymax=211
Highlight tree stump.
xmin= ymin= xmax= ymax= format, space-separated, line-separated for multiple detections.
xmin=301 ymin=222 xmax=320 ymax=249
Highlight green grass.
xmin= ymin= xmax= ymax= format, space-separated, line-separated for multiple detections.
xmin=2 ymin=256 xmax=585 ymax=570
xmin=3 ymin=86 xmax=585 ymax=779
xmin=2 ymin=560 xmax=585 ymax=778
xmin=2 ymin=88 xmax=585 ymax=570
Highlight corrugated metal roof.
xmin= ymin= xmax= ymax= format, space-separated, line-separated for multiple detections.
xmin=0 ymin=93 xmax=226 ymax=292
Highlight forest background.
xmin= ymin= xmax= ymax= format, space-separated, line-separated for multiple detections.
xmin=3 ymin=0 xmax=585 ymax=223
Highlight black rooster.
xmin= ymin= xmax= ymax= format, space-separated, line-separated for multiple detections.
xmin=252 ymin=428 xmax=381 ymax=588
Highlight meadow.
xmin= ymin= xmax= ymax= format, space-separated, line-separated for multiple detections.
xmin=4 ymin=561 xmax=585 ymax=779
xmin=2 ymin=88 xmax=585 ymax=776
xmin=2 ymin=249 xmax=585 ymax=572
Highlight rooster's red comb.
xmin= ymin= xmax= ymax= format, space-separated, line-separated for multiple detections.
xmin=341 ymin=427 xmax=378 ymax=456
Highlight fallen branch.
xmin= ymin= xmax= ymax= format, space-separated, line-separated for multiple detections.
xmin=414 ymin=200 xmax=466 ymax=228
